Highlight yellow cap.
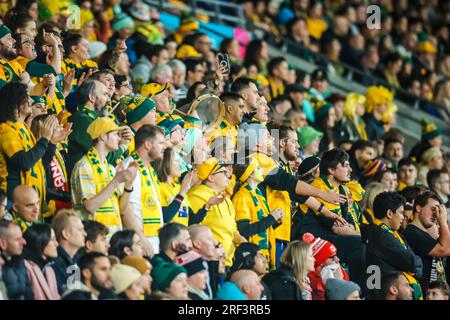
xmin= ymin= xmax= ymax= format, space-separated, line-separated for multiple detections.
xmin=417 ymin=41 xmax=437 ymax=54
xmin=141 ymin=82 xmax=171 ymax=98
xmin=197 ymin=157 xmax=225 ymax=181
xmin=175 ymin=44 xmax=202 ymax=59
xmin=86 ymin=117 xmax=128 ymax=140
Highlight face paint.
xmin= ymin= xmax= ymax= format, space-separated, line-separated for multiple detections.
xmin=252 ymin=165 xmax=264 ymax=182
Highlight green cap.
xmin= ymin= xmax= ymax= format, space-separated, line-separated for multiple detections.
xmin=297 ymin=126 xmax=323 ymax=148
xmin=314 ymin=102 xmax=333 ymax=121
xmin=0 ymin=25 xmax=11 ymax=39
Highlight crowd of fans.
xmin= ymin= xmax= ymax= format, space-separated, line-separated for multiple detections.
xmin=0 ymin=0 xmax=449 ymax=301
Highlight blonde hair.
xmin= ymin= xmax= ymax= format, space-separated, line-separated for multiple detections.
xmin=344 ymin=93 xmax=366 ymax=120
xmin=365 ymin=86 xmax=393 ymax=113
xmin=280 ymin=240 xmax=311 ymax=289
xmin=361 ymin=182 xmax=387 ymax=211
xmin=51 ymin=209 xmax=81 ymax=242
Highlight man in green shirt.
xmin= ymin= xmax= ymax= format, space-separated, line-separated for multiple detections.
xmin=67 ymin=79 xmax=133 ymax=176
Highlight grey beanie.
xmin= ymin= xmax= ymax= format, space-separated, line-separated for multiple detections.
xmin=325 ymin=279 xmax=361 ymax=300
xmin=237 ymin=122 xmax=267 ymax=152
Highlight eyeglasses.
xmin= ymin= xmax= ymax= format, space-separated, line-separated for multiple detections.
xmin=120 ymin=82 xmax=132 ymax=89
xmin=21 ymin=39 xmax=35 ymax=46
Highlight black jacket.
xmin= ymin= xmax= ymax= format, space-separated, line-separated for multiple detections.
xmin=366 ymin=223 xmax=423 ymax=277
xmin=51 ymin=246 xmax=80 ymax=295
xmin=1 ymin=254 xmax=34 ymax=300
xmin=262 ymin=267 xmax=303 ymax=300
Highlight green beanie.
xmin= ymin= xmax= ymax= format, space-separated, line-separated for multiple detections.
xmin=151 ymin=257 xmax=187 ymax=292
xmin=121 ymin=94 xmax=156 ymax=125
xmin=421 ymin=119 xmax=441 ymax=142
xmin=31 ymin=95 xmax=46 ymax=106
xmin=113 ymin=12 xmax=134 ymax=31
xmin=0 ymin=25 xmax=11 ymax=39
xmin=158 ymin=117 xmax=184 ymax=136
xmin=314 ymin=102 xmax=333 ymax=121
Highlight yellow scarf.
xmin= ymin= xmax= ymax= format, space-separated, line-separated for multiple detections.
xmin=373 ymin=219 xmax=423 ymax=300
xmin=233 ymin=183 xmax=275 ymax=271
xmin=268 ymin=77 xmax=285 ymax=102
xmin=86 ymin=147 xmax=122 ymax=235
xmin=131 ymin=151 xmax=162 ymax=237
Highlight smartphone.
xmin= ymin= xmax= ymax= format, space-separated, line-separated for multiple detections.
xmin=217 ymin=53 xmax=230 ymax=74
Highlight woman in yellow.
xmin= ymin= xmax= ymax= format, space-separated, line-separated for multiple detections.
xmin=232 ymin=158 xmax=283 ymax=271
xmin=153 ymin=147 xmax=198 ymax=226
xmin=187 ymin=157 xmax=246 ymax=267
xmin=0 ymin=82 xmax=63 ymax=212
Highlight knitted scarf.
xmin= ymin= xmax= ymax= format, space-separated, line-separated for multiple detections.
xmin=131 ymin=151 xmax=162 ymax=237
xmin=86 ymin=147 xmax=122 ymax=234
xmin=244 ymin=184 xmax=276 ymax=271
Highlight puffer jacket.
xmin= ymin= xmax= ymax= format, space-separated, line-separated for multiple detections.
xmin=1 ymin=254 xmax=34 ymax=300
xmin=262 ymin=266 xmax=303 ymax=300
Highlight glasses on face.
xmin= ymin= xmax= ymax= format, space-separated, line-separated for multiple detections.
xmin=120 ymin=82 xmax=132 ymax=89
xmin=21 ymin=39 xmax=34 ymax=46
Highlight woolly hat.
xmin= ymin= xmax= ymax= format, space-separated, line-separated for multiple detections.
xmin=79 ymin=9 xmax=94 ymax=29
xmin=158 ymin=117 xmax=184 ymax=136
xmin=151 ymin=257 xmax=187 ymax=292
xmin=297 ymin=126 xmax=323 ymax=149
xmin=121 ymin=256 xmax=152 ymax=275
xmin=113 ymin=12 xmax=135 ymax=31
xmin=182 ymin=127 xmax=203 ymax=155
xmin=31 ymin=95 xmax=46 ymax=106
xmin=362 ymin=159 xmax=386 ymax=178
xmin=298 ymin=156 xmax=321 ymax=179
xmin=421 ymin=119 xmax=441 ymax=142
xmin=128 ymin=0 xmax=151 ymax=22
xmin=88 ymin=41 xmax=107 ymax=59
xmin=302 ymin=233 xmax=337 ymax=267
xmin=120 ymin=94 xmax=157 ymax=125
xmin=111 ymin=264 xmax=142 ymax=294
xmin=230 ymin=242 xmax=261 ymax=273
xmin=325 ymin=278 xmax=361 ymax=300
xmin=175 ymin=250 xmax=208 ymax=277
xmin=313 ymin=99 xmax=333 ymax=121
xmin=0 ymin=25 xmax=10 ymax=39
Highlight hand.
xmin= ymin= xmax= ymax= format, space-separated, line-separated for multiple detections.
xmin=39 ymin=115 xmax=58 ymax=140
xmin=63 ymin=69 xmax=75 ymax=96
xmin=50 ymin=121 xmax=72 ymax=144
xmin=206 ymin=195 xmax=226 ymax=210
xmin=270 ymin=208 xmax=284 ymax=222
xmin=43 ymin=29 xmax=58 ymax=47
xmin=320 ymin=190 xmax=347 ymax=204
xmin=141 ymin=238 xmax=154 ymax=258
xmin=179 ymin=171 xmax=196 ymax=196
xmin=322 ymin=208 xmax=348 ymax=226
xmin=19 ymin=71 xmax=31 ymax=85
xmin=42 ymin=73 xmax=56 ymax=88
xmin=115 ymin=161 xmax=138 ymax=185
xmin=215 ymin=62 xmax=229 ymax=82
xmin=78 ymin=68 xmax=93 ymax=86
xmin=435 ymin=204 xmax=448 ymax=225
xmin=119 ymin=127 xmax=133 ymax=148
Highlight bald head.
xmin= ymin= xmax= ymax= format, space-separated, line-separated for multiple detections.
xmin=12 ymin=185 xmax=40 ymax=223
xmin=189 ymin=224 xmax=217 ymax=260
xmin=230 ymin=269 xmax=263 ymax=300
